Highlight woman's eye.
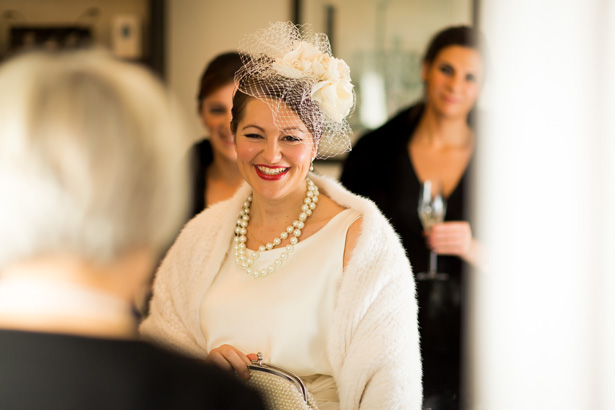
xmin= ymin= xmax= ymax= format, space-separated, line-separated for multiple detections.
xmin=465 ymin=73 xmax=477 ymax=82
xmin=244 ymin=133 xmax=263 ymax=139
xmin=208 ymin=107 xmax=227 ymax=115
xmin=282 ymin=135 xmax=302 ymax=142
xmin=438 ymin=64 xmax=454 ymax=76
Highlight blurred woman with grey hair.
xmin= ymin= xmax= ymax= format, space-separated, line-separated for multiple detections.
xmin=0 ymin=49 xmax=265 ymax=410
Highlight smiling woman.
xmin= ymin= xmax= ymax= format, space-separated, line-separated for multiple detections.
xmin=141 ymin=21 xmax=423 ymax=410
xmin=185 ymin=52 xmax=245 ymax=219
xmin=341 ymin=25 xmax=486 ymax=410
xmin=233 ymin=98 xmax=315 ymax=200
xmin=422 ymin=45 xmax=483 ymax=124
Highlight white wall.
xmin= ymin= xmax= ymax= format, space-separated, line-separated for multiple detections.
xmin=470 ymin=1 xmax=615 ymax=409
xmin=167 ymin=0 xmax=291 ymax=149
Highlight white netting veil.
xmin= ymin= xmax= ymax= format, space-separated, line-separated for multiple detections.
xmin=234 ymin=21 xmax=355 ymax=159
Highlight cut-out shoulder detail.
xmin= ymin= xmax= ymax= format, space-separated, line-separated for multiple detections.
xmin=343 ymin=215 xmax=363 ymax=271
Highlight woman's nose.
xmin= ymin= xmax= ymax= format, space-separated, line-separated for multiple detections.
xmin=263 ymin=139 xmax=282 ymax=163
xmin=447 ymin=74 xmax=463 ymax=92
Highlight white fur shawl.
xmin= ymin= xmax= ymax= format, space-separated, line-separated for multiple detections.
xmin=140 ymin=174 xmax=422 ymax=409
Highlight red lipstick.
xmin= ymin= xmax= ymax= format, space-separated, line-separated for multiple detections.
xmin=254 ymin=164 xmax=289 ymax=181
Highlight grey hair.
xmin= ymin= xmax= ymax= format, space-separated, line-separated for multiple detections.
xmin=0 ymin=49 xmax=190 ymax=269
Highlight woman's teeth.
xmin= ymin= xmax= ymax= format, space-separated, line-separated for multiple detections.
xmin=257 ymin=166 xmax=288 ymax=175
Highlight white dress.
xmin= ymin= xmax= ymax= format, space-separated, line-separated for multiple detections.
xmin=141 ymin=175 xmax=423 ymax=410
xmin=200 ymin=208 xmax=361 ymax=408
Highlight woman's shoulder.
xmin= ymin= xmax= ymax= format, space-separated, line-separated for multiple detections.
xmin=307 ymin=187 xmax=363 ymax=271
xmin=171 ymin=183 xmax=250 ymax=252
xmin=182 ymin=138 xmax=213 ymax=169
xmin=154 ymin=185 xmax=250 ymax=291
xmin=355 ymin=103 xmax=423 ymax=147
xmin=191 ymin=138 xmax=213 ymax=159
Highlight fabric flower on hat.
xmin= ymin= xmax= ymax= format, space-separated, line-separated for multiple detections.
xmin=272 ymin=41 xmax=354 ymax=123
xmin=311 ymin=58 xmax=354 ymax=123
xmin=272 ymin=41 xmax=326 ymax=79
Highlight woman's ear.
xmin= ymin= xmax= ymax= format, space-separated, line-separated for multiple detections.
xmin=311 ymin=137 xmax=319 ymax=158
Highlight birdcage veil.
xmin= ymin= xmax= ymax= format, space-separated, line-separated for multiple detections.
xmin=234 ymin=21 xmax=355 ymax=159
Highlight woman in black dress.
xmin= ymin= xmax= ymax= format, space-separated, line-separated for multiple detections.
xmin=340 ymin=26 xmax=486 ymax=410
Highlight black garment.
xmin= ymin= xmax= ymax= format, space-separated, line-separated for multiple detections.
xmin=0 ymin=329 xmax=265 ymax=410
xmin=186 ymin=138 xmax=214 ymax=220
xmin=340 ymin=103 xmax=471 ymax=410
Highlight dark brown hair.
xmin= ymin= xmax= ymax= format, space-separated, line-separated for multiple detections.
xmin=423 ymin=26 xmax=483 ymax=65
xmin=196 ymin=52 xmax=242 ymax=111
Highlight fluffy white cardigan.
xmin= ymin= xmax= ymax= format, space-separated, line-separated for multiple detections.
xmin=140 ymin=174 xmax=422 ymax=410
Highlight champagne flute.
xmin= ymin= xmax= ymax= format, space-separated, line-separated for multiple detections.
xmin=417 ymin=180 xmax=448 ymax=280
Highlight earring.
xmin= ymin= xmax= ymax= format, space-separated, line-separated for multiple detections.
xmin=310 ymin=161 xmax=314 ymax=172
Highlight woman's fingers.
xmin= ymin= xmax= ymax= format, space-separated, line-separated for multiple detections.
xmin=246 ymin=353 xmax=258 ymax=361
xmin=428 ymin=222 xmax=472 ymax=256
xmin=426 ymin=222 xmax=486 ymax=267
xmin=207 ymin=349 xmax=234 ymax=372
xmin=226 ymin=350 xmax=252 ymax=380
xmin=207 ymin=344 xmax=252 ymax=380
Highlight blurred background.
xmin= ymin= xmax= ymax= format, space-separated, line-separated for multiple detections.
xmin=0 ymin=1 xmax=613 ymax=410
xmin=0 ymin=0 xmax=475 ymax=157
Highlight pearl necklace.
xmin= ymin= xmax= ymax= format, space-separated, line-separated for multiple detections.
xmin=234 ymin=177 xmax=319 ymax=278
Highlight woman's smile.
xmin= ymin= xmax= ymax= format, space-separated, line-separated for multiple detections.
xmin=254 ymin=165 xmax=290 ymax=179
xmin=234 ymin=98 xmax=315 ymax=200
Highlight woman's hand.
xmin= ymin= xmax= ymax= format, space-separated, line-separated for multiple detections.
xmin=207 ymin=344 xmax=254 ymax=380
xmin=426 ymin=221 xmax=485 ymax=268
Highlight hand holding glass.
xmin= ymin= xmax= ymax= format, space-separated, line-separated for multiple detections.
xmin=417 ymin=180 xmax=448 ymax=280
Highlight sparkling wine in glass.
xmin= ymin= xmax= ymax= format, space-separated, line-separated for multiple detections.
xmin=417 ymin=180 xmax=448 ymax=280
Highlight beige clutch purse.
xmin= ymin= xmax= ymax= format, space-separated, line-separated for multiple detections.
xmin=245 ymin=352 xmax=319 ymax=410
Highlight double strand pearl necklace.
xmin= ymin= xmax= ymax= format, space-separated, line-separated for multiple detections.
xmin=234 ymin=177 xmax=319 ymax=278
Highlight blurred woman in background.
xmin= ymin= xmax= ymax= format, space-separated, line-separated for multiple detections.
xmin=341 ymin=26 xmax=486 ymax=410
xmin=187 ymin=52 xmax=244 ymax=217
xmin=0 ymin=49 xmax=264 ymax=410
